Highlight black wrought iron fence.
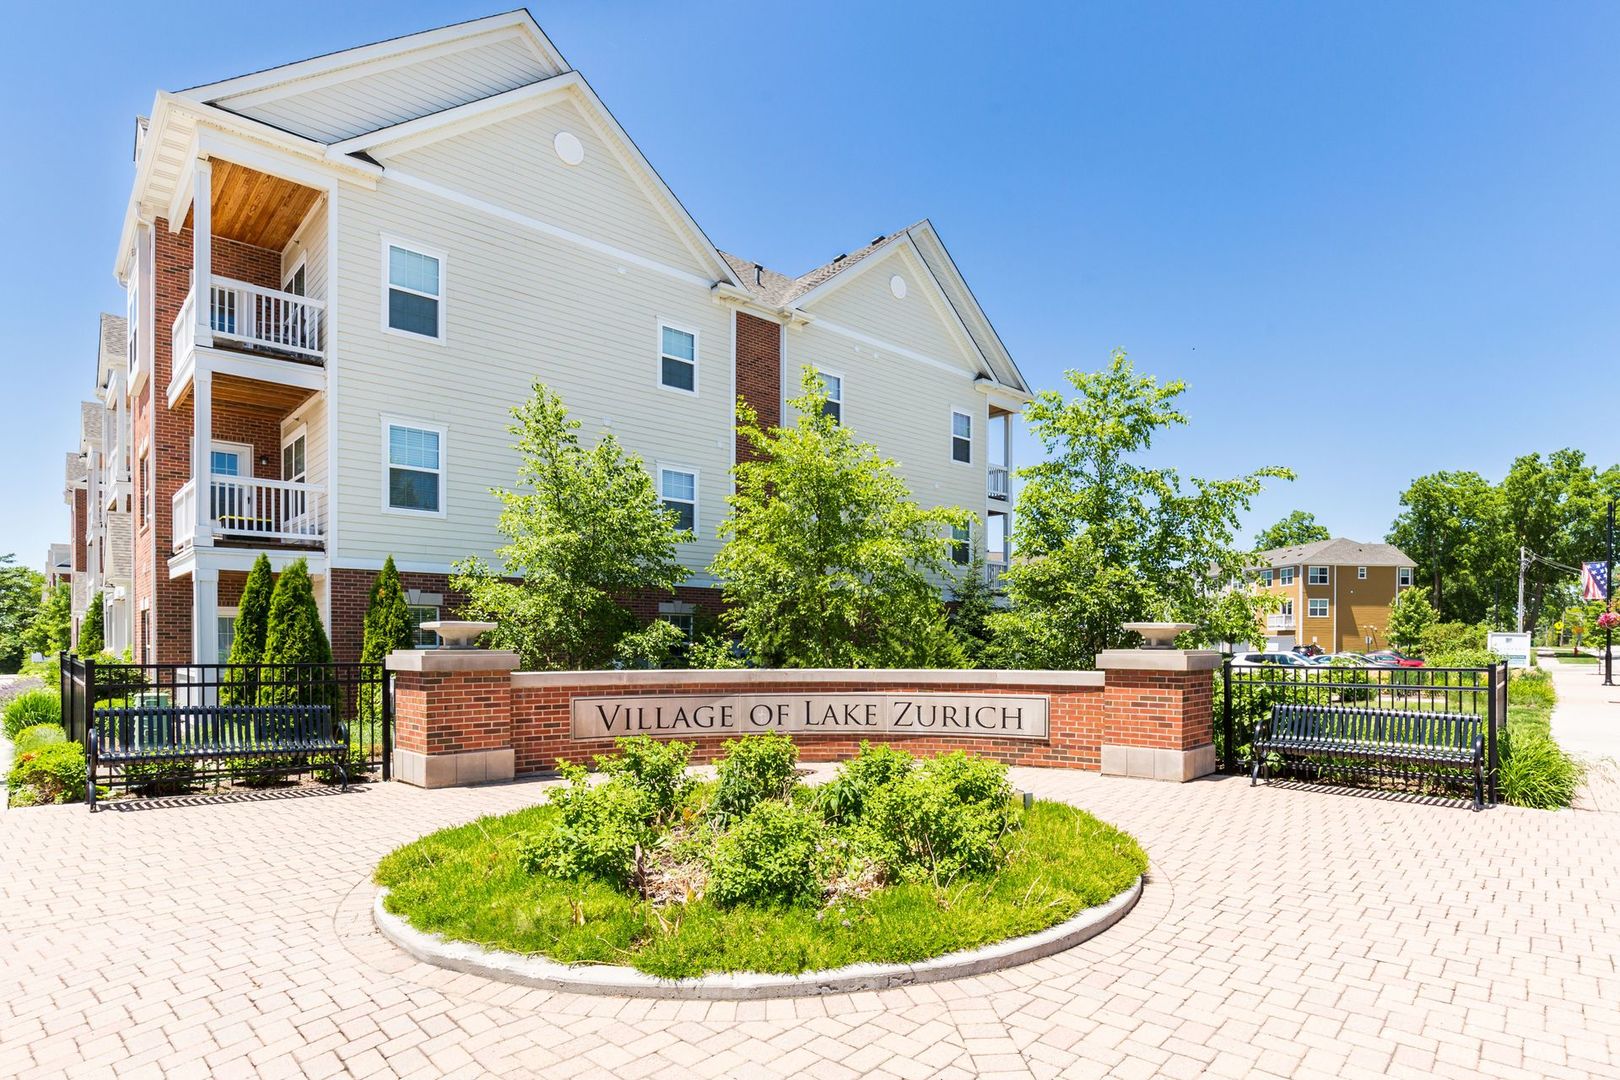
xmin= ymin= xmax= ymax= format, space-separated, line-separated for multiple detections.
xmin=1220 ymin=659 xmax=1506 ymax=802
xmin=61 ymin=655 xmax=390 ymax=799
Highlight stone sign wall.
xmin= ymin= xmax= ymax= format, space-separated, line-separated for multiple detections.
xmin=571 ymin=692 xmax=1049 ymax=741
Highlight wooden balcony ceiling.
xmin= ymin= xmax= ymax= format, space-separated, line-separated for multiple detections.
xmin=213 ymin=373 xmax=317 ymax=412
xmin=183 ymin=160 xmax=320 ymax=250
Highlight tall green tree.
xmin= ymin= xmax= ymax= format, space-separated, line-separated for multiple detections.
xmin=1387 ymin=471 xmax=1500 ymax=622
xmin=0 ymin=554 xmax=45 ymax=672
xmin=711 ymin=367 xmax=966 ymax=668
xmin=25 ymin=582 xmax=71 ymax=660
xmin=1253 ymin=510 xmax=1331 ymax=551
xmin=452 ymin=381 xmax=689 ymax=670
xmin=224 ymin=554 xmax=275 ymax=704
xmin=77 ymin=592 xmax=105 ymax=657
xmin=947 ymin=527 xmax=998 ymax=667
xmin=361 ymin=556 xmax=414 ymax=664
xmin=985 ymin=351 xmax=1290 ymax=668
xmin=257 ymin=559 xmax=335 ymax=706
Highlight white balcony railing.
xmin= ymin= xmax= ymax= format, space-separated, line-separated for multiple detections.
xmin=171 ymin=275 xmax=325 ymax=364
xmin=987 ymin=559 xmax=1008 ymax=586
xmin=172 ymin=476 xmax=326 ymax=552
xmin=988 ymin=466 xmax=1010 ymax=501
xmin=1267 ymin=613 xmax=1297 ymax=631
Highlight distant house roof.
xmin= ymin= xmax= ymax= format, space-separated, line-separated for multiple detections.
xmin=1253 ymin=538 xmax=1416 ymax=569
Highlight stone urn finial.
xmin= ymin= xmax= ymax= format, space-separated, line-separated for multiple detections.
xmin=421 ymin=620 xmax=496 ymax=650
xmin=1122 ymin=622 xmax=1196 ymax=650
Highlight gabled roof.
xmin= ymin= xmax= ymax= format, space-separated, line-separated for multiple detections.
xmin=1254 ymin=538 xmax=1416 ymax=569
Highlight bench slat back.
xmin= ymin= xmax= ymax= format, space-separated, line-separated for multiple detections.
xmin=1269 ymin=703 xmax=1479 ymax=750
xmin=91 ymin=703 xmax=336 ymax=752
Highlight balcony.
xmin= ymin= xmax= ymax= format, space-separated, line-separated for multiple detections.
xmin=174 ymin=275 xmax=324 ymax=364
xmin=1267 ymin=613 xmax=1297 ymax=631
xmin=173 ymin=476 xmax=326 ymax=553
xmin=987 ymin=558 xmax=1008 ymax=586
xmin=988 ymin=466 xmax=1009 ymax=501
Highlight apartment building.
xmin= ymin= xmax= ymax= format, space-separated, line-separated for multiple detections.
xmin=108 ymin=11 xmax=1030 ymax=665
xmin=1252 ymin=538 xmax=1417 ymax=653
xmin=58 ymin=314 xmax=137 ymax=655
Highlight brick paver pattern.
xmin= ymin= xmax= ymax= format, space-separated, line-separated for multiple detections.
xmin=2 ymin=768 xmax=1618 ymax=1079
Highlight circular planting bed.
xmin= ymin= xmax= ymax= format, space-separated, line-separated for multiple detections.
xmin=374 ymin=736 xmax=1147 ymax=998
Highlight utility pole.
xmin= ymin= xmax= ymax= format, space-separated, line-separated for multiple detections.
xmin=1517 ymin=546 xmax=1528 ymax=634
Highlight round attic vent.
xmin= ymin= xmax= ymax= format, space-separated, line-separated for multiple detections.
xmin=554 ymin=131 xmax=585 ymax=166
xmin=889 ymin=274 xmax=908 ymax=299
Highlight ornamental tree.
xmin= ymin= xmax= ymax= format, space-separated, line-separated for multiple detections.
xmin=1386 ymin=588 xmax=1437 ymax=654
xmin=985 ymin=351 xmax=1290 ymax=669
xmin=710 ymin=367 xmax=966 ymax=668
xmin=361 ymin=556 xmax=414 ymax=664
xmin=452 ymin=381 xmax=689 ymax=670
xmin=258 ymin=558 xmax=336 ymax=706
xmin=224 ymin=554 xmax=274 ymax=704
xmin=25 ymin=581 xmax=71 ymax=659
xmin=77 ymin=592 xmax=105 ymax=657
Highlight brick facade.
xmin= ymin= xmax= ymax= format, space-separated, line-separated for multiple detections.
xmin=327 ymin=568 xmax=471 ymax=663
xmin=386 ymin=653 xmax=1220 ymax=787
xmin=733 ymin=312 xmax=781 ymax=463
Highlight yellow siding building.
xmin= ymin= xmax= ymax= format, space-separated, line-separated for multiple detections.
xmin=1251 ymin=539 xmax=1417 ymax=653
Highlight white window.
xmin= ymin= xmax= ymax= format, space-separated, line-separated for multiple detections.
xmin=139 ymin=453 xmax=151 ymax=528
xmin=1398 ymin=567 xmax=1413 ymax=588
xmin=1308 ymin=598 xmax=1329 ymax=618
xmin=661 ymin=613 xmax=696 ymax=641
xmin=407 ymin=605 xmax=440 ymax=648
xmin=1357 ymin=566 xmax=1367 ymax=580
xmin=1259 ymin=569 xmax=1273 ymax=587
xmin=1280 ymin=599 xmax=1294 ymax=616
xmin=818 ymin=370 xmax=843 ymax=424
xmin=658 ymin=323 xmax=697 ymax=393
xmin=951 ymin=411 xmax=972 ymax=464
xmin=660 ymin=468 xmax=697 ymax=532
xmin=1307 ymin=565 xmax=1330 ymax=585
xmin=218 ymin=608 xmax=238 ymax=659
xmin=1279 ymin=567 xmax=1295 ymax=586
xmin=950 ymin=524 xmax=971 ymax=566
xmin=383 ymin=240 xmax=443 ymax=340
xmin=384 ymin=420 xmax=445 ymax=515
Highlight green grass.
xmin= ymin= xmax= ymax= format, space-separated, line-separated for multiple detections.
xmin=375 ymin=799 xmax=1146 ymax=980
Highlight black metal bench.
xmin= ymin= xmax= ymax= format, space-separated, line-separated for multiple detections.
xmin=1251 ymin=703 xmax=1488 ymax=810
xmin=87 ymin=703 xmax=347 ymax=810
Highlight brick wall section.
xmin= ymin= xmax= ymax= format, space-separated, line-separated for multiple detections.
xmin=1101 ymin=670 xmax=1214 ymax=751
xmin=328 ymin=569 xmax=470 ymax=663
xmin=622 ymin=585 xmax=725 ymax=623
xmin=394 ymin=670 xmax=512 ymax=756
xmin=503 ymin=678 xmax=1104 ymax=775
xmin=733 ymin=312 xmax=781 ymax=463
xmin=132 ymin=220 xmax=285 ymax=664
xmin=72 ymin=490 xmax=87 ymax=573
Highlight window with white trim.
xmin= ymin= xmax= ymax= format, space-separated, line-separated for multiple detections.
xmin=818 ymin=371 xmax=843 ymax=424
xmin=660 ymin=468 xmax=696 ymax=532
xmin=951 ymin=411 xmax=972 ymax=464
xmin=950 ymin=524 xmax=971 ymax=566
xmin=218 ymin=608 xmax=238 ymax=660
xmin=407 ymin=605 xmax=440 ymax=648
xmin=661 ymin=613 xmax=696 ymax=641
xmin=1398 ymin=567 xmax=1413 ymax=588
xmin=1307 ymin=565 xmax=1330 ymax=585
xmin=659 ymin=324 xmax=696 ymax=393
xmin=385 ymin=243 xmax=442 ymax=339
xmin=1279 ymin=566 xmax=1295 ymax=586
xmin=139 ymin=453 xmax=151 ymax=528
xmin=1259 ymin=569 xmax=1273 ymax=587
xmin=1280 ymin=599 xmax=1294 ymax=616
xmin=1308 ymin=598 xmax=1329 ymax=618
xmin=385 ymin=422 xmax=444 ymax=514
xmin=1357 ymin=566 xmax=1367 ymax=580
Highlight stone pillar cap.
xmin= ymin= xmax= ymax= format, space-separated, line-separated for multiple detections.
xmin=386 ymin=649 xmax=521 ymax=673
xmin=1097 ymin=649 xmax=1222 ymax=673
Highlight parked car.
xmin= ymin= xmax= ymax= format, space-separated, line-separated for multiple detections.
xmin=1306 ymin=652 xmax=1374 ymax=666
xmin=1291 ymin=644 xmax=1324 ymax=657
xmin=1365 ymin=650 xmax=1424 ymax=668
xmin=1233 ymin=652 xmax=1314 ymax=669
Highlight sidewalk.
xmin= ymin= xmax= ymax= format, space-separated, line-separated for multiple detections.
xmin=1545 ymin=655 xmax=1620 ymax=758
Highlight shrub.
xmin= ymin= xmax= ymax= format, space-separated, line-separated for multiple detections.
xmin=1420 ymin=621 xmax=1487 ymax=656
xmin=1425 ymin=648 xmax=1501 ymax=671
xmin=12 ymin=723 xmax=65 ymax=754
xmin=224 ymin=555 xmax=274 ymax=705
xmin=815 ymin=742 xmax=915 ymax=824
xmin=599 ymin=736 xmax=692 ymax=824
xmin=3 ymin=689 xmax=61 ymax=740
xmin=708 ymin=799 xmax=822 ymax=907
xmin=712 ymin=732 xmax=798 ymax=821
xmin=859 ymin=752 xmax=1019 ymax=884
xmin=1499 ymin=728 xmax=1583 ymax=809
xmin=1508 ymin=669 xmax=1556 ymax=710
xmin=6 ymin=741 xmax=87 ymax=805
xmin=520 ymin=763 xmax=654 ymax=886
xmin=78 ymin=592 xmax=105 ymax=657
xmin=258 ymin=559 xmax=337 ymax=708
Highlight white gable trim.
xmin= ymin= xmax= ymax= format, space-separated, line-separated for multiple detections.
xmin=328 ymin=76 xmax=574 ymax=159
xmin=183 ymin=13 xmax=567 ymax=106
xmin=907 ymin=223 xmax=1030 ymax=393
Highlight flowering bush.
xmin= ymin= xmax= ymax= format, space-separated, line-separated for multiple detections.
xmin=1596 ymin=611 xmax=1620 ymax=631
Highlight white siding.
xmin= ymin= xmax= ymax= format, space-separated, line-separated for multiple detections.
xmin=221 ymin=34 xmax=556 ymax=144
xmin=328 ymin=168 xmax=733 ymax=579
xmin=382 ymin=99 xmax=708 ymax=278
xmin=281 ymin=201 xmax=329 ymax=303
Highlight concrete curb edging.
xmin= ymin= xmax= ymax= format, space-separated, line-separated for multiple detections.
xmin=372 ymin=875 xmax=1143 ymax=1000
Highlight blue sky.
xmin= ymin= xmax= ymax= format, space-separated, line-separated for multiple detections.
xmin=3 ymin=1 xmax=1618 ymax=569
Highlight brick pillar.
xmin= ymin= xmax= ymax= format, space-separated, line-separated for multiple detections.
xmin=1097 ymin=649 xmax=1220 ymax=782
xmin=386 ymin=649 xmax=520 ymax=787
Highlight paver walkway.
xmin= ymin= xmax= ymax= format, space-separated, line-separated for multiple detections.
xmin=1 ymin=768 xmax=1617 ymax=1079
xmin=1546 ymin=656 xmax=1620 ymax=758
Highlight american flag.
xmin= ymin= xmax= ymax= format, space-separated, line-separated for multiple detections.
xmin=1582 ymin=561 xmax=1610 ymax=601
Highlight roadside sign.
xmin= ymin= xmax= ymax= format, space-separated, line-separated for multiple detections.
xmin=1488 ymin=631 xmax=1532 ymax=669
